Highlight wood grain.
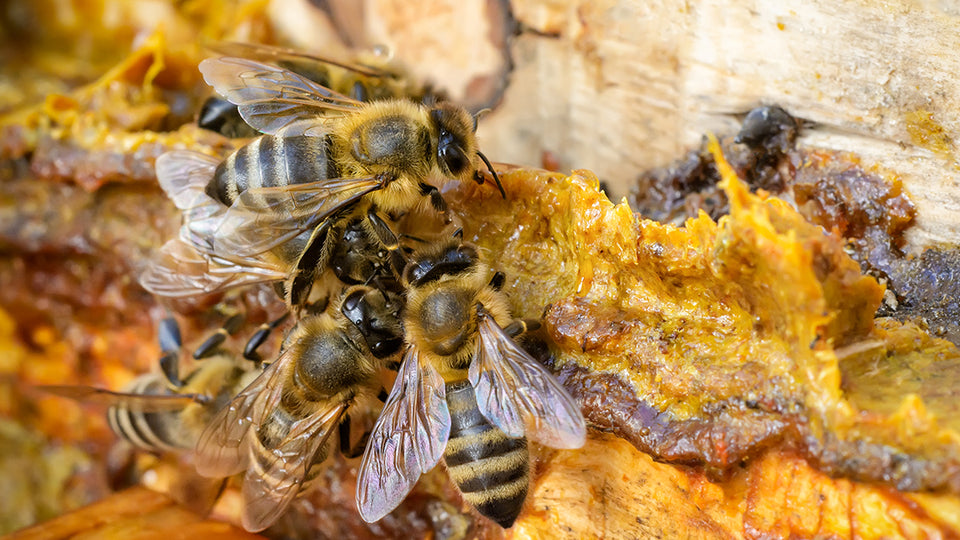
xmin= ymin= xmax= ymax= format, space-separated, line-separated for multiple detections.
xmin=348 ymin=0 xmax=960 ymax=249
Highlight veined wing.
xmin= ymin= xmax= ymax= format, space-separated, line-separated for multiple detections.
xmin=199 ymin=57 xmax=362 ymax=135
xmin=39 ymin=385 xmax=204 ymax=411
xmin=208 ymin=42 xmax=392 ymax=79
xmin=212 ymin=174 xmax=388 ymax=258
xmin=356 ymin=347 xmax=450 ymax=523
xmin=154 ymin=150 xmax=227 ymax=244
xmin=240 ymin=401 xmax=348 ymax=532
xmin=139 ymin=239 xmax=286 ymax=298
xmin=154 ymin=150 xmax=220 ymax=212
xmin=194 ymin=351 xmax=289 ymax=478
xmin=469 ymin=311 xmax=586 ymax=449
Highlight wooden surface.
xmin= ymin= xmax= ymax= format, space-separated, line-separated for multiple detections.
xmin=330 ymin=0 xmax=960 ymax=249
xmin=5 ymin=487 xmax=264 ymax=540
xmin=512 ymin=432 xmax=960 ymax=539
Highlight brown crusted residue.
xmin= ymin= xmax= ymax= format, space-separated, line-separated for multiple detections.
xmin=791 ymin=150 xmax=916 ymax=271
xmin=629 ymin=107 xmax=798 ymax=225
xmin=630 ymin=111 xmax=960 ymax=349
xmin=446 ymin=141 xmax=960 ymax=496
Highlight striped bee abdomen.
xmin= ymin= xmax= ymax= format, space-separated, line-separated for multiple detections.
xmin=106 ymin=375 xmax=192 ymax=453
xmin=207 ymin=134 xmax=340 ymax=206
xmin=443 ymin=379 xmax=529 ymax=528
xmin=251 ymin=403 xmax=332 ymax=493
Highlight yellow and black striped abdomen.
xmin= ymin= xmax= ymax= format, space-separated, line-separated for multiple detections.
xmin=207 ymin=134 xmax=340 ymax=206
xmin=249 ymin=404 xmax=332 ymax=493
xmin=106 ymin=375 xmax=194 ymax=453
xmin=443 ymin=379 xmax=529 ymax=528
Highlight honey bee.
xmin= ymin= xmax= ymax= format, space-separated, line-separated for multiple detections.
xmin=42 ymin=316 xmax=261 ymax=454
xmin=139 ymin=150 xmax=403 ymax=307
xmin=143 ymin=46 xmax=501 ymax=308
xmin=197 ymin=42 xmax=442 ymax=138
xmin=194 ymin=285 xmax=405 ymax=532
xmin=356 ymin=239 xmax=586 ymax=528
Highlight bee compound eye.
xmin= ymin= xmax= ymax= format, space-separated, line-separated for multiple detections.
xmin=341 ymin=290 xmax=367 ymax=323
xmin=440 ymin=144 xmax=470 ymax=175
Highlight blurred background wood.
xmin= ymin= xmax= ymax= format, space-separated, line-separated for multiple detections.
xmin=6 ymin=487 xmax=265 ymax=540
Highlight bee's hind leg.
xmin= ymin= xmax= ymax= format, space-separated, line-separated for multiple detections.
xmin=157 ymin=316 xmax=185 ymax=389
xmin=193 ymin=313 xmax=245 ymax=360
xmin=338 ymin=415 xmax=372 ymax=458
xmin=242 ymin=312 xmax=291 ymax=365
xmin=366 ymin=205 xmax=401 ymax=251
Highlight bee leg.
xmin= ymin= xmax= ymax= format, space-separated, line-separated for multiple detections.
xmin=351 ymin=80 xmax=370 ymax=102
xmin=488 ymin=271 xmax=506 ymax=291
xmin=306 ymin=296 xmax=330 ymax=315
xmin=418 ymin=182 xmax=449 ymax=214
xmin=366 ymin=205 xmax=400 ymax=251
xmin=243 ymin=313 xmax=291 ymax=365
xmin=399 ymin=232 xmax=427 ymax=245
xmin=502 ymin=319 xmax=542 ymax=338
xmin=338 ymin=416 xmax=371 ymax=459
xmin=193 ymin=313 xmax=245 ymax=360
xmin=289 ymin=220 xmax=340 ymax=309
xmin=387 ymin=249 xmax=408 ymax=279
xmin=157 ymin=316 xmax=184 ymax=389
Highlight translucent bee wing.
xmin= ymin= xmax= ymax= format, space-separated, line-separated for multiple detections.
xmin=208 ymin=42 xmax=391 ymax=79
xmin=199 ymin=57 xmax=361 ymax=136
xmin=194 ymin=354 xmax=288 ymax=478
xmin=39 ymin=385 xmax=203 ymax=411
xmin=356 ymin=347 xmax=450 ymax=523
xmin=139 ymin=239 xmax=285 ymax=298
xmin=213 ymin=174 xmax=387 ymax=258
xmin=154 ymin=150 xmax=220 ymax=211
xmin=240 ymin=402 xmax=348 ymax=532
xmin=469 ymin=313 xmax=586 ymax=449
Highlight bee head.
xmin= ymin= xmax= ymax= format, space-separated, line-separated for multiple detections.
xmin=430 ymin=103 xmax=477 ymax=179
xmin=403 ymin=242 xmax=479 ymax=287
xmin=340 ymin=286 xmax=404 ymax=359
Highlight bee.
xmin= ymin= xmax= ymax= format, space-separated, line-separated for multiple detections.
xmin=42 ymin=316 xmax=261 ymax=453
xmin=197 ymin=42 xmax=442 ymax=139
xmin=194 ymin=284 xmax=405 ymax=532
xmin=143 ymin=46 xmax=502 ymax=308
xmin=139 ymin=150 xmax=404 ymax=307
xmin=356 ymin=239 xmax=586 ymax=528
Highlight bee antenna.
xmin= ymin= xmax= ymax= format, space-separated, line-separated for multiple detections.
xmin=399 ymin=233 xmax=427 ymax=244
xmin=472 ymin=108 xmax=492 ymax=132
xmin=452 ymin=227 xmax=463 ymax=239
xmin=477 ymin=151 xmax=505 ymax=199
